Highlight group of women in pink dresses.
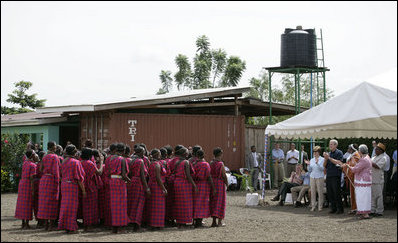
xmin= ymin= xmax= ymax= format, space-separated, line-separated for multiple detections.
xmin=15 ymin=140 xmax=228 ymax=234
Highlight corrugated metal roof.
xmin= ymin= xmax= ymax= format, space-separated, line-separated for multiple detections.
xmin=1 ymin=111 xmax=67 ymax=127
xmin=36 ymin=86 xmax=251 ymax=113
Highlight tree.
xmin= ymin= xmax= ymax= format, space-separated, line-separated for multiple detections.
xmin=174 ymin=54 xmax=192 ymax=90
xmin=245 ymin=70 xmax=334 ymax=126
xmin=211 ymin=48 xmax=227 ymax=88
xmin=2 ymin=80 xmax=46 ymax=115
xmin=220 ymin=56 xmax=246 ymax=87
xmin=193 ymin=35 xmax=213 ymax=89
xmin=157 ymin=35 xmax=246 ymax=93
xmin=157 ymin=70 xmax=173 ymax=95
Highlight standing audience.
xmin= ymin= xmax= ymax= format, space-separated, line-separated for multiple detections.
xmin=272 ymin=143 xmax=285 ymax=188
xmin=370 ymin=143 xmax=387 ymax=217
xmin=306 ymin=146 xmax=325 ymax=211
xmin=343 ymin=144 xmax=372 ymax=219
xmin=323 ymin=139 xmax=344 ymax=214
xmin=286 ymin=143 xmax=299 ymax=179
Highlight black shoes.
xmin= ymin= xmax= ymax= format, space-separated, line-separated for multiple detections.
xmin=271 ymin=196 xmax=280 ymax=201
xmin=278 ymin=200 xmax=284 ymax=206
xmin=295 ymin=201 xmax=303 ymax=208
xmin=335 ymin=210 xmax=344 ymax=214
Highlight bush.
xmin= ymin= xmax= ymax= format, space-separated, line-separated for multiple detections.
xmin=1 ymin=168 xmax=13 ymax=192
xmin=1 ymin=133 xmax=30 ymax=192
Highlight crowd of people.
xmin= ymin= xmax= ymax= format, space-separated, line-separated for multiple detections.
xmin=14 ymin=140 xmax=228 ymax=234
xmin=247 ymin=140 xmax=397 ymax=219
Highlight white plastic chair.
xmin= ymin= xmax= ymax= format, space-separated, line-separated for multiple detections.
xmin=258 ymin=172 xmax=272 ymax=190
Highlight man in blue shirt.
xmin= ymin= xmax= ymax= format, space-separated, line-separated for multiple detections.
xmin=272 ymin=143 xmax=285 ymax=188
xmin=323 ymin=139 xmax=344 ymax=214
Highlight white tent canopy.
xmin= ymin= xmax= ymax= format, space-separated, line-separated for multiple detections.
xmin=265 ymin=81 xmax=397 ymax=139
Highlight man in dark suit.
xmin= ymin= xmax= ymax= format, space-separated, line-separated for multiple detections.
xmin=246 ymin=145 xmax=263 ymax=191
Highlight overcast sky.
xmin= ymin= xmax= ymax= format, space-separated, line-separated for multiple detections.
xmin=1 ymin=1 xmax=397 ymax=108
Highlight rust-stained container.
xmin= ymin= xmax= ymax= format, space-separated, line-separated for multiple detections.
xmin=101 ymin=113 xmax=245 ymax=171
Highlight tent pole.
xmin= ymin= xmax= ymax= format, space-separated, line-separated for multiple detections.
xmin=262 ymin=134 xmax=268 ymax=200
xmin=310 ymin=72 xmax=313 ymax=159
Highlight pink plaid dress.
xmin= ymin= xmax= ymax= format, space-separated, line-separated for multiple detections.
xmin=97 ymin=162 xmax=106 ymax=220
xmin=15 ymin=160 xmax=37 ymax=220
xmin=103 ymin=155 xmax=116 ymax=226
xmin=127 ymin=158 xmax=147 ymax=225
xmin=146 ymin=160 xmax=167 ymax=227
xmin=108 ymin=156 xmax=129 ymax=226
xmin=81 ymin=159 xmax=99 ymax=226
xmin=193 ymin=161 xmax=211 ymax=219
xmin=165 ymin=157 xmax=179 ymax=220
xmin=173 ymin=160 xmax=195 ymax=224
xmin=33 ymin=161 xmax=42 ymax=220
xmin=210 ymin=160 xmax=226 ymax=219
xmin=37 ymin=153 xmax=60 ymax=220
xmin=58 ymin=157 xmax=85 ymax=231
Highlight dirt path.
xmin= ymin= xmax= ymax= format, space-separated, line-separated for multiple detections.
xmin=1 ymin=191 xmax=396 ymax=242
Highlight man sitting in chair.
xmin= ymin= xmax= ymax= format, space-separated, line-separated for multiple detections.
xmin=246 ymin=145 xmax=263 ymax=191
xmin=271 ymin=164 xmax=304 ymax=206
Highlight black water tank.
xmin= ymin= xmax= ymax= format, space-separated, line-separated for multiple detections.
xmin=280 ymin=26 xmax=317 ymax=68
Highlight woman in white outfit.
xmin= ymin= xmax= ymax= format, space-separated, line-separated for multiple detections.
xmin=305 ymin=146 xmax=325 ymax=212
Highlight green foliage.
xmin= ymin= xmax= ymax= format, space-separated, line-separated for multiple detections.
xmin=1 ymin=169 xmax=13 ymax=193
xmin=1 ymin=106 xmax=33 ymax=115
xmin=158 ymin=35 xmax=246 ymax=93
xmin=174 ymin=54 xmax=192 ymax=90
xmin=2 ymin=80 xmax=46 ymax=115
xmin=245 ymin=69 xmax=334 ymax=126
xmin=157 ymin=70 xmax=173 ymax=94
xmin=232 ymin=173 xmax=254 ymax=192
xmin=1 ymin=133 xmax=30 ymax=192
xmin=211 ymin=48 xmax=227 ymax=87
xmin=220 ymin=56 xmax=246 ymax=87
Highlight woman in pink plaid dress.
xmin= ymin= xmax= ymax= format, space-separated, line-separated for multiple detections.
xmin=165 ymin=145 xmax=184 ymax=226
xmin=80 ymin=148 xmax=104 ymax=231
xmin=209 ymin=147 xmax=228 ymax=227
xmin=108 ymin=143 xmax=131 ymax=234
xmin=127 ymin=145 xmax=150 ymax=231
xmin=173 ymin=147 xmax=198 ymax=228
xmin=193 ymin=149 xmax=216 ymax=228
xmin=58 ymin=144 xmax=86 ymax=234
xmin=92 ymin=149 xmax=105 ymax=225
xmin=146 ymin=149 xmax=168 ymax=229
xmin=103 ymin=143 xmax=118 ymax=227
xmin=15 ymin=149 xmax=37 ymax=229
xmin=37 ymin=141 xmax=61 ymax=231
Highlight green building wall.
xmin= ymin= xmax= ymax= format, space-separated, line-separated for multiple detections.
xmin=1 ymin=125 xmax=59 ymax=151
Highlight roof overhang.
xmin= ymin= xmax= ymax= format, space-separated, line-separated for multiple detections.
xmin=36 ymin=86 xmax=251 ymax=113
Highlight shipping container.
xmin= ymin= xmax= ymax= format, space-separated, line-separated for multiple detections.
xmin=81 ymin=112 xmax=245 ymax=171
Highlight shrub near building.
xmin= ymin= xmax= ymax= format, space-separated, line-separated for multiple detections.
xmin=1 ymin=133 xmax=29 ymax=192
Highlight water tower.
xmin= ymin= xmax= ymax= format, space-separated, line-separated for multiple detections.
xmin=263 ymin=26 xmax=330 ymax=188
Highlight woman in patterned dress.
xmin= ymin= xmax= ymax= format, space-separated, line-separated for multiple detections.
xmin=108 ymin=143 xmax=131 ymax=234
xmin=146 ymin=149 xmax=168 ymax=230
xmin=173 ymin=147 xmax=198 ymax=228
xmin=37 ymin=141 xmax=61 ymax=231
xmin=342 ymin=144 xmax=372 ymax=220
xmin=58 ymin=144 xmax=86 ymax=234
xmin=80 ymin=148 xmax=104 ymax=231
xmin=193 ymin=149 xmax=216 ymax=228
xmin=15 ymin=149 xmax=37 ymax=229
xmin=127 ymin=145 xmax=150 ymax=231
xmin=209 ymin=147 xmax=228 ymax=227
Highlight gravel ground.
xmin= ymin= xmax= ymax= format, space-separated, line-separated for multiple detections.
xmin=1 ymin=191 xmax=397 ymax=242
